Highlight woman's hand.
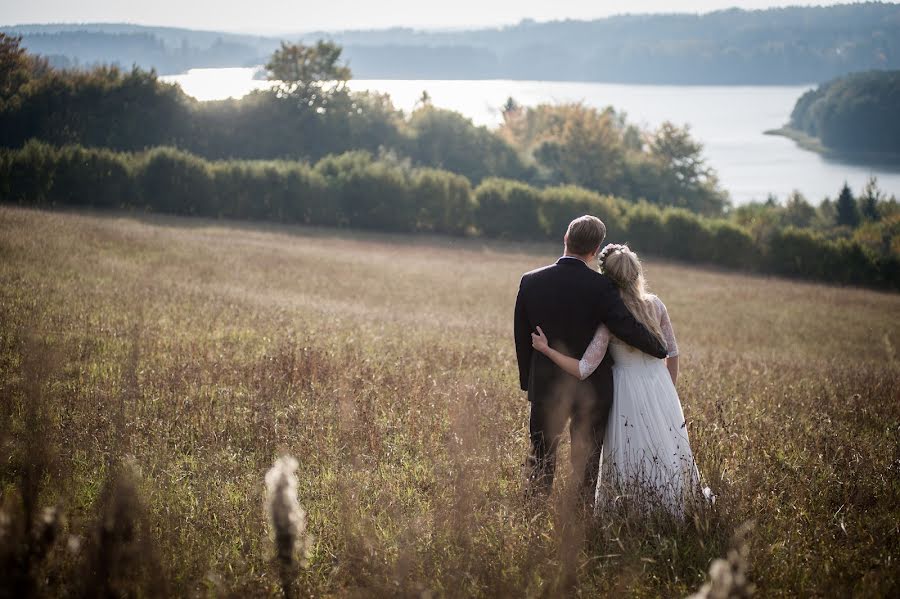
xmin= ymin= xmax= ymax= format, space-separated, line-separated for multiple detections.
xmin=530 ymin=325 xmax=584 ymax=379
xmin=531 ymin=326 xmax=549 ymax=354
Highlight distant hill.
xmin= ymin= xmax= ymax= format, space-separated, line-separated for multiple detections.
xmin=4 ymin=3 xmax=900 ymax=82
xmin=0 ymin=24 xmax=276 ymax=72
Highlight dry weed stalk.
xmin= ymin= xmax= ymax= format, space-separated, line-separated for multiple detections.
xmin=265 ymin=455 xmax=312 ymax=598
xmin=85 ymin=461 xmax=163 ymax=598
xmin=0 ymin=503 xmax=63 ymax=599
xmin=0 ymin=328 xmax=65 ymax=599
xmin=687 ymin=523 xmax=755 ymax=599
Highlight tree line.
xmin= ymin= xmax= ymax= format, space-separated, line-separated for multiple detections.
xmin=0 ymin=34 xmax=725 ymax=215
xmin=732 ymin=180 xmax=899 ymax=275
xmin=2 ymin=141 xmax=896 ymax=290
xmin=788 ymin=70 xmax=900 ymax=155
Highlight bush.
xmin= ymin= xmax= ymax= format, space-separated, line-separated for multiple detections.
xmin=826 ymin=238 xmax=879 ymax=286
xmin=473 ymin=178 xmax=543 ymax=239
xmin=622 ymin=203 xmax=668 ymax=255
xmin=660 ymin=208 xmax=714 ymax=262
xmin=137 ymin=148 xmax=215 ymax=216
xmin=874 ymin=254 xmax=900 ymax=289
xmin=708 ymin=221 xmax=761 ymax=270
xmin=52 ymin=145 xmax=134 ymax=208
xmin=412 ymin=168 xmax=474 ymax=235
xmin=539 ymin=185 xmax=627 ymax=242
xmin=0 ymin=140 xmax=59 ymax=203
xmin=281 ymin=166 xmax=331 ymax=226
xmin=1 ymin=142 xmax=896 ymax=290
xmin=768 ymin=227 xmax=832 ymax=279
xmin=766 ymin=227 xmax=880 ymax=285
xmin=316 ymin=151 xmax=416 ymax=232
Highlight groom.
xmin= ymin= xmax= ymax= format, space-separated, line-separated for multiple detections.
xmin=514 ymin=215 xmax=668 ymax=501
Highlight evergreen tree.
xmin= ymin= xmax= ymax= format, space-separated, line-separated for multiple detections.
xmin=835 ymin=182 xmax=860 ymax=227
xmin=858 ymin=175 xmax=883 ymax=221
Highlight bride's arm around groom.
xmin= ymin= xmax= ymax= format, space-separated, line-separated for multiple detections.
xmin=513 ymin=239 xmax=667 ymax=394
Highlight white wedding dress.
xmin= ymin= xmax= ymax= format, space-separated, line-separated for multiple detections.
xmin=577 ymin=295 xmax=709 ymax=516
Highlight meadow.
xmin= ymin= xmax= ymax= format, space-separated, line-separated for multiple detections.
xmin=1 ymin=205 xmax=898 ymax=597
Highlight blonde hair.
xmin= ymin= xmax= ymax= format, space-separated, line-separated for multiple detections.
xmin=598 ymin=244 xmax=664 ymax=343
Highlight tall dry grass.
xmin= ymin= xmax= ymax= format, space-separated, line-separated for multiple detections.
xmin=0 ymin=205 xmax=898 ymax=596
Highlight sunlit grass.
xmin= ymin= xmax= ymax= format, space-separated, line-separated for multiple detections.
xmin=1 ymin=206 xmax=898 ymax=597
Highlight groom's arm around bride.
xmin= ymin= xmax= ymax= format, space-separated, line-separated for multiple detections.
xmin=514 ymin=218 xmax=667 ymax=397
xmin=513 ymin=215 xmax=667 ymax=497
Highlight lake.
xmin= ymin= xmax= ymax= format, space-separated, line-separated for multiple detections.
xmin=161 ymin=67 xmax=900 ymax=206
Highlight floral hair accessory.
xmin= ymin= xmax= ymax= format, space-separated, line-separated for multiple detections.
xmin=598 ymin=243 xmax=628 ymax=270
xmin=598 ymin=243 xmax=637 ymax=286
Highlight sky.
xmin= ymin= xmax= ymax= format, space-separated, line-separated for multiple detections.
xmin=0 ymin=1 xmax=856 ymax=33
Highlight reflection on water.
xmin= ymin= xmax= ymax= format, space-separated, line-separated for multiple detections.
xmin=160 ymin=68 xmax=900 ymax=205
xmin=162 ymin=67 xmax=273 ymax=102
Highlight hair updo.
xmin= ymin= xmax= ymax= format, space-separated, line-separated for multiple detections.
xmin=598 ymin=244 xmax=640 ymax=288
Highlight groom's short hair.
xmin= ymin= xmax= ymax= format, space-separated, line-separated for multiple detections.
xmin=565 ymin=215 xmax=606 ymax=255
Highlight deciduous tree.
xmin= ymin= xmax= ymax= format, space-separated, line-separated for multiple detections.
xmin=265 ymin=40 xmax=351 ymax=111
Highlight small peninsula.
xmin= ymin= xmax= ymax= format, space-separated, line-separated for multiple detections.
xmin=767 ymin=70 xmax=900 ymax=163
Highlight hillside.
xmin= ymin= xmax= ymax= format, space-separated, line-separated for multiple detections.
xmin=4 ymin=3 xmax=900 ymax=81
xmin=1 ymin=206 xmax=898 ymax=596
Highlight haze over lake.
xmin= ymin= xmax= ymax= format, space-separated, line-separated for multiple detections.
xmin=162 ymin=67 xmax=900 ymax=205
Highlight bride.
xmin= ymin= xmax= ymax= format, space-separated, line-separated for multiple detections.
xmin=530 ymin=243 xmax=710 ymax=515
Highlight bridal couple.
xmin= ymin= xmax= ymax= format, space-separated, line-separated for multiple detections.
xmin=514 ymin=215 xmax=710 ymax=515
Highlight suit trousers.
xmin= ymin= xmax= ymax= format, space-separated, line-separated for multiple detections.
xmin=527 ymin=386 xmax=610 ymax=501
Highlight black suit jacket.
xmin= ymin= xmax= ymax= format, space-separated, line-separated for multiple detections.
xmin=514 ymin=257 xmax=668 ymax=404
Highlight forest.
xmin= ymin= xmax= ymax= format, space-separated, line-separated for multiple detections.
xmin=4 ymin=3 xmax=900 ymax=83
xmin=786 ymin=70 xmax=900 ymax=155
xmin=0 ymin=36 xmax=726 ymax=214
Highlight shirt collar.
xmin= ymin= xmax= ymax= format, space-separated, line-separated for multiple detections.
xmin=559 ymin=255 xmax=588 ymax=265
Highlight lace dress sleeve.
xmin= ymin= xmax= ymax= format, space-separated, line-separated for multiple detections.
xmin=578 ymin=325 xmax=610 ymax=380
xmin=655 ymin=296 xmax=679 ymax=358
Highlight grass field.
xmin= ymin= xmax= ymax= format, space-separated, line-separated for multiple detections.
xmin=1 ymin=206 xmax=898 ymax=597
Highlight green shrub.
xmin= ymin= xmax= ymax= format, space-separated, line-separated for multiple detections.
xmin=768 ymin=227 xmax=831 ymax=279
xmin=708 ymin=221 xmax=761 ymax=270
xmin=317 ymin=152 xmax=416 ymax=232
xmin=874 ymin=254 xmax=900 ymax=289
xmin=0 ymin=142 xmax=896 ymax=290
xmin=52 ymin=145 xmax=134 ymax=208
xmin=539 ymin=185 xmax=627 ymax=242
xmin=0 ymin=140 xmax=59 ymax=203
xmin=766 ymin=227 xmax=880 ymax=285
xmin=622 ymin=203 xmax=668 ymax=255
xmin=474 ymin=178 xmax=543 ymax=239
xmin=282 ymin=166 xmax=332 ymax=226
xmin=412 ymin=168 xmax=474 ymax=234
xmin=137 ymin=147 xmax=215 ymax=216
xmin=660 ymin=208 xmax=713 ymax=261
xmin=826 ymin=238 xmax=879 ymax=286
